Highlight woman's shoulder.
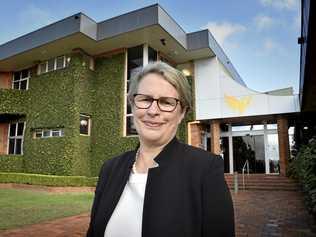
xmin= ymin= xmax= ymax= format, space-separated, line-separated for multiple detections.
xmin=103 ymin=150 xmax=135 ymax=167
xmin=177 ymin=141 xmax=223 ymax=170
xmin=98 ymin=150 xmax=135 ymax=175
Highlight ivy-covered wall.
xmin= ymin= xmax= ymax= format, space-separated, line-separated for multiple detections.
xmin=177 ymin=75 xmax=196 ymax=144
xmin=22 ymin=54 xmax=82 ymax=175
xmin=89 ymin=54 xmax=138 ymax=176
xmin=0 ymin=52 xmax=193 ymax=177
xmin=0 ymin=53 xmax=89 ymax=176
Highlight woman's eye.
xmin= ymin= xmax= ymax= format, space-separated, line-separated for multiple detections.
xmin=140 ymin=98 xmax=152 ymax=102
xmin=160 ymin=99 xmax=174 ymax=106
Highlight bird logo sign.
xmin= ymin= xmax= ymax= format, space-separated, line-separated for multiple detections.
xmin=224 ymin=94 xmax=252 ymax=114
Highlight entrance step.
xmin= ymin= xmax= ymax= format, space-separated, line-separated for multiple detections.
xmin=224 ymin=174 xmax=300 ymax=191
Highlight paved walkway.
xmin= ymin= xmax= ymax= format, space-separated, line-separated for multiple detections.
xmin=232 ymin=191 xmax=315 ymax=237
xmin=0 ymin=190 xmax=315 ymax=237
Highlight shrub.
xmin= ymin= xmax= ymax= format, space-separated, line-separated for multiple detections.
xmin=288 ymin=138 xmax=316 ymax=217
xmin=0 ymin=172 xmax=97 ymax=187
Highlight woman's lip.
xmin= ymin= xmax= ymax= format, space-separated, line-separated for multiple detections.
xmin=143 ymin=121 xmax=163 ymax=127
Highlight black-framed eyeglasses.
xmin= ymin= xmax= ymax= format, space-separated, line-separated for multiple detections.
xmin=132 ymin=94 xmax=180 ymax=112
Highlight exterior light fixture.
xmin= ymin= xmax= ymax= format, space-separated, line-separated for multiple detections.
xmin=182 ymin=69 xmax=191 ymax=76
xmin=303 ymin=126 xmax=308 ymax=130
xmin=80 ymin=119 xmax=88 ymax=126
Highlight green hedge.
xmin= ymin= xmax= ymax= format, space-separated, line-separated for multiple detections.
xmin=0 ymin=155 xmax=24 ymax=172
xmin=0 ymin=172 xmax=97 ymax=187
xmin=288 ymin=138 xmax=316 ymax=217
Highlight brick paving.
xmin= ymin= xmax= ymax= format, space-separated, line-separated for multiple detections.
xmin=0 ymin=190 xmax=315 ymax=237
xmin=233 ymin=191 xmax=316 ymax=237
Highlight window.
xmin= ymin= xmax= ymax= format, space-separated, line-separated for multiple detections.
xmin=8 ymin=122 xmax=25 ymax=155
xmin=38 ymin=55 xmax=66 ymax=74
xmin=12 ymin=69 xmax=30 ymax=90
xmin=125 ymin=45 xmax=158 ymax=136
xmin=126 ymin=46 xmax=143 ymax=136
xmin=267 ymin=124 xmax=278 ymax=130
xmin=148 ymin=46 xmax=158 ymax=63
xmin=80 ymin=114 xmax=91 ymax=135
xmin=34 ymin=128 xmax=64 ymax=138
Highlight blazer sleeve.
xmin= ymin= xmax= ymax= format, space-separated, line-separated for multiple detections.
xmin=86 ymin=160 xmax=112 ymax=237
xmin=202 ymin=156 xmax=235 ymax=237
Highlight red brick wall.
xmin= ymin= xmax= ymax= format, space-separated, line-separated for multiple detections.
xmin=0 ymin=72 xmax=12 ymax=89
xmin=0 ymin=123 xmax=9 ymax=154
xmin=277 ymin=117 xmax=289 ymax=176
xmin=189 ymin=123 xmax=202 ymax=148
xmin=210 ymin=120 xmax=221 ymax=155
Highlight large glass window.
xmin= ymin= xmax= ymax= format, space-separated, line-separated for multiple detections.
xmin=148 ymin=46 xmax=158 ymax=63
xmin=267 ymin=134 xmax=280 ymax=173
xmin=126 ymin=46 xmax=143 ymax=136
xmin=233 ymin=135 xmax=265 ymax=173
xmin=125 ymin=45 xmax=158 ymax=136
xmin=8 ymin=122 xmax=24 ymax=155
xmin=220 ymin=137 xmax=230 ymax=173
xmin=12 ymin=69 xmax=30 ymax=90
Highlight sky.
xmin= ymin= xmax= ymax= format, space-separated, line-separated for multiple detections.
xmin=0 ymin=0 xmax=301 ymax=93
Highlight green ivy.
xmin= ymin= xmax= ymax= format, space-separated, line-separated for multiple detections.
xmin=90 ymin=54 xmax=138 ymax=176
xmin=288 ymin=138 xmax=316 ymax=217
xmin=0 ymin=52 xmax=192 ymax=178
xmin=177 ymin=75 xmax=195 ymax=143
xmin=0 ymin=156 xmax=24 ymax=172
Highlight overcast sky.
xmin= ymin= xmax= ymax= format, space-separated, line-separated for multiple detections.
xmin=0 ymin=0 xmax=301 ymax=93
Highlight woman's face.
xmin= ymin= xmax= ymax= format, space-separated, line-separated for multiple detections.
xmin=132 ymin=73 xmax=185 ymax=147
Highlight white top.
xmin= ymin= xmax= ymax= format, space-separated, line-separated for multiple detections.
xmin=104 ymin=172 xmax=148 ymax=237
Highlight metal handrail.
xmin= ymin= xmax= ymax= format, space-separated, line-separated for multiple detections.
xmin=242 ymin=160 xmax=249 ymax=190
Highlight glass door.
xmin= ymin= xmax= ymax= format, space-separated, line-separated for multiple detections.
xmin=233 ymin=135 xmax=265 ymax=173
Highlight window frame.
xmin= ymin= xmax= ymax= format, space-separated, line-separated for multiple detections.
xmin=7 ymin=122 xmax=25 ymax=155
xmin=12 ymin=70 xmax=30 ymax=90
xmin=38 ymin=55 xmax=66 ymax=75
xmin=33 ymin=128 xmax=64 ymax=138
xmin=80 ymin=114 xmax=91 ymax=136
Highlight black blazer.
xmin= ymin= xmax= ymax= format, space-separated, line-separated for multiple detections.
xmin=87 ymin=137 xmax=235 ymax=237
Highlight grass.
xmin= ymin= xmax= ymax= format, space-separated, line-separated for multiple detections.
xmin=0 ymin=188 xmax=94 ymax=230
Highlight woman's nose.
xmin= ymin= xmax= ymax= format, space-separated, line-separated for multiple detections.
xmin=147 ymin=100 xmax=160 ymax=115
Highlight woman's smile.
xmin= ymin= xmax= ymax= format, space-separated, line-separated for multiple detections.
xmin=142 ymin=120 xmax=164 ymax=128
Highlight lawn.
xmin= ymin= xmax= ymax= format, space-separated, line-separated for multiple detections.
xmin=0 ymin=188 xmax=94 ymax=230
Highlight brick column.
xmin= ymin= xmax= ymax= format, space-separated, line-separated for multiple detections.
xmin=188 ymin=122 xmax=202 ymax=148
xmin=0 ymin=72 xmax=13 ymax=89
xmin=277 ymin=117 xmax=289 ymax=176
xmin=210 ymin=120 xmax=221 ymax=155
xmin=0 ymin=123 xmax=9 ymax=154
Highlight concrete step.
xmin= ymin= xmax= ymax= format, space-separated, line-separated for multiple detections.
xmin=224 ymin=174 xmax=300 ymax=191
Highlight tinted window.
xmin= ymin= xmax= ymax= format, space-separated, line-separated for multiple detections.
xmin=10 ymin=124 xmax=16 ymax=136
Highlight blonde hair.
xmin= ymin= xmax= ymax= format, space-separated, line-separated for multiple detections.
xmin=128 ymin=61 xmax=192 ymax=113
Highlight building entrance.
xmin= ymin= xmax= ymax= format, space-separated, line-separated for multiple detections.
xmin=233 ymin=135 xmax=265 ymax=173
xmin=217 ymin=123 xmax=280 ymax=174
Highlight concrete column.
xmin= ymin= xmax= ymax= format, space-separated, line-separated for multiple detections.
xmin=277 ymin=117 xmax=289 ymax=176
xmin=188 ymin=122 xmax=202 ymax=148
xmin=210 ymin=120 xmax=221 ymax=155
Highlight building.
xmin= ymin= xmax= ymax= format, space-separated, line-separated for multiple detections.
xmin=0 ymin=4 xmax=299 ymax=177
xmin=297 ymin=0 xmax=316 ymax=145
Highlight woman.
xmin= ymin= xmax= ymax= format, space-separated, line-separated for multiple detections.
xmin=87 ymin=61 xmax=235 ymax=237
